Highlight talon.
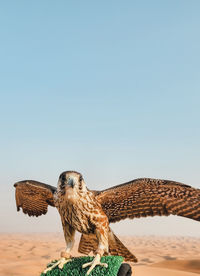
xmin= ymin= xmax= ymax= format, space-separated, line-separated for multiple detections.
xmin=82 ymin=254 xmax=108 ymax=275
xmin=58 ymin=257 xmax=71 ymax=269
xmin=43 ymin=257 xmax=71 ymax=274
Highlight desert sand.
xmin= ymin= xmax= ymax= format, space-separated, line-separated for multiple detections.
xmin=0 ymin=233 xmax=200 ymax=276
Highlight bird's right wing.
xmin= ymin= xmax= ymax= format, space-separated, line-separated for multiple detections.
xmin=14 ymin=180 xmax=57 ymax=217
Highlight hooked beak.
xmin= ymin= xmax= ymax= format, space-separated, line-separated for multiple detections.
xmin=67 ymin=178 xmax=74 ymax=188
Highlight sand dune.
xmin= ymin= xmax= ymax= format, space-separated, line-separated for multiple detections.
xmin=134 ymin=266 xmax=199 ymax=276
xmin=0 ymin=233 xmax=200 ymax=276
xmin=152 ymin=259 xmax=200 ymax=274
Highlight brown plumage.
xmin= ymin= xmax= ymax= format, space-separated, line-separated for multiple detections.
xmin=79 ymin=232 xmax=137 ymax=262
xmin=97 ymin=178 xmax=200 ymax=222
xmin=14 ymin=180 xmax=56 ymax=216
xmin=14 ymin=173 xmax=200 ymax=272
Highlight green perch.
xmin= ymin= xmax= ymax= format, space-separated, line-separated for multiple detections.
xmin=40 ymin=256 xmax=131 ymax=276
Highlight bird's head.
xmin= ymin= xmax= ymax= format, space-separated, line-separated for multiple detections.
xmin=57 ymin=171 xmax=87 ymax=194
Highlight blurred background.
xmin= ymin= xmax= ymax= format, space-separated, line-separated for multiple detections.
xmin=0 ymin=0 xmax=200 ymax=236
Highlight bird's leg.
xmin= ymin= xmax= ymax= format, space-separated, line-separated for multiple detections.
xmin=43 ymin=223 xmax=75 ymax=274
xmin=43 ymin=241 xmax=73 ymax=273
xmin=83 ymin=226 xmax=109 ymax=275
xmin=59 ymin=223 xmax=75 ymax=268
xmin=58 ymin=239 xmax=74 ymax=269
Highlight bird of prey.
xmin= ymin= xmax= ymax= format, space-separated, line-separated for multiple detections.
xmin=14 ymin=171 xmax=200 ymax=275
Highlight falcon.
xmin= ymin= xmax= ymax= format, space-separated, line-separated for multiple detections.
xmin=14 ymin=171 xmax=200 ymax=275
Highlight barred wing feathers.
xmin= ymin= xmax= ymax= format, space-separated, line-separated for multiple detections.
xmin=97 ymin=178 xmax=200 ymax=223
xmin=14 ymin=180 xmax=56 ymax=217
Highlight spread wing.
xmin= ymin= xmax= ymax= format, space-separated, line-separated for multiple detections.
xmin=14 ymin=180 xmax=57 ymax=217
xmin=97 ymin=178 xmax=200 ymax=223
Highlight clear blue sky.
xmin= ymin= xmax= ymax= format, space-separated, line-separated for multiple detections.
xmin=1 ymin=1 xmax=200 ymax=235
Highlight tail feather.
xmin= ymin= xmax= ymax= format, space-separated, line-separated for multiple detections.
xmin=108 ymin=231 xmax=138 ymax=262
xmin=78 ymin=231 xmax=138 ymax=263
xmin=78 ymin=233 xmax=97 ymax=255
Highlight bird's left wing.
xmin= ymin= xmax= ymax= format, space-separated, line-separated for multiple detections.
xmin=97 ymin=178 xmax=200 ymax=223
xmin=14 ymin=180 xmax=57 ymax=217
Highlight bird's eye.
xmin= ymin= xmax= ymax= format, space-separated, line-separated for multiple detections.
xmin=79 ymin=176 xmax=83 ymax=182
xmin=61 ymin=175 xmax=65 ymax=181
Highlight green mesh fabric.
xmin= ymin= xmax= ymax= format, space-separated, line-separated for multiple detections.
xmin=41 ymin=256 xmax=124 ymax=276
